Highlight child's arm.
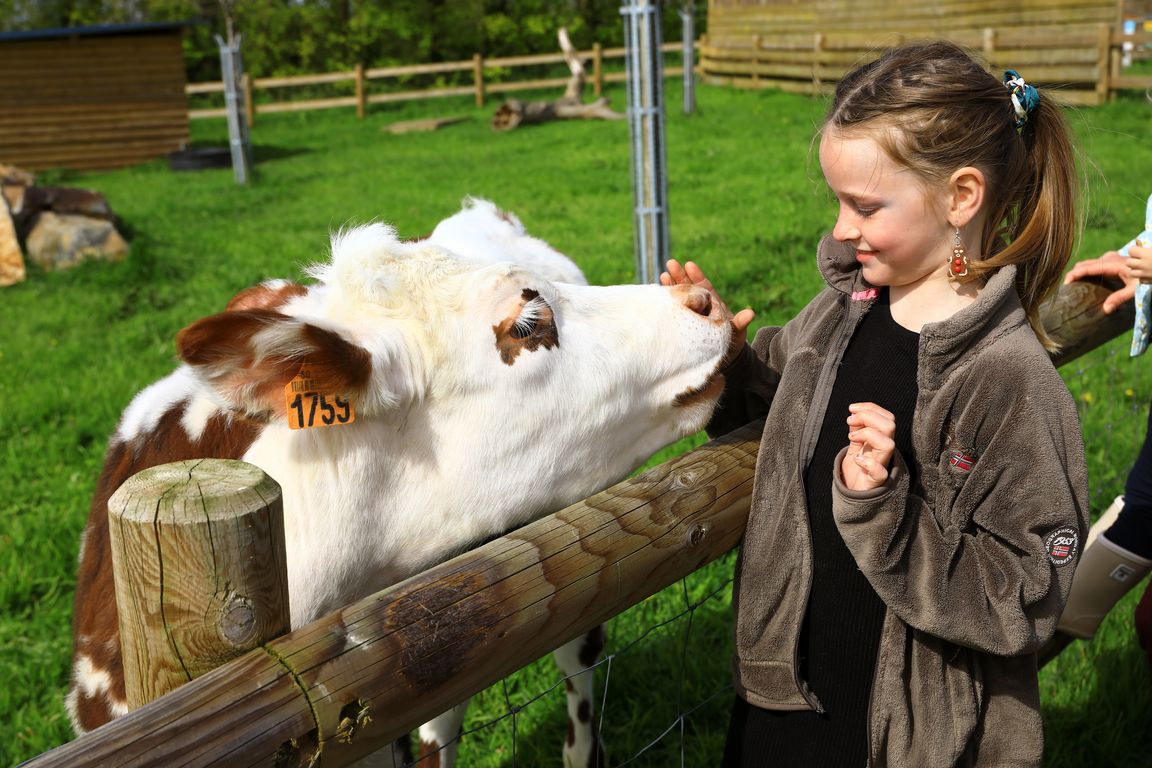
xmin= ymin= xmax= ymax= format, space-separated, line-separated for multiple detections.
xmin=830 ymin=355 xmax=1088 ymax=656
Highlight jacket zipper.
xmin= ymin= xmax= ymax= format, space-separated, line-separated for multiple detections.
xmin=790 ymin=293 xmax=870 ymax=713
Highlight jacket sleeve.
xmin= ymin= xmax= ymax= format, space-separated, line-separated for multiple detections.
xmin=705 ymin=325 xmax=784 ymax=437
xmin=830 ymin=349 xmax=1090 ymax=656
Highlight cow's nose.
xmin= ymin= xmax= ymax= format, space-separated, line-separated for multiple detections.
xmin=681 ymin=286 xmax=712 ymax=317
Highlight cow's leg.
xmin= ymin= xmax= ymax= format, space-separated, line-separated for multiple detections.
xmin=417 ymin=700 xmax=469 ymax=766
xmin=553 ymin=626 xmax=607 ymax=768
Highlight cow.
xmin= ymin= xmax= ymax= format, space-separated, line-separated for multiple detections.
xmin=66 ymin=198 xmax=731 ymax=767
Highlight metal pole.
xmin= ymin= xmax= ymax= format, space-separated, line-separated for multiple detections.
xmin=621 ymin=0 xmax=670 ymax=285
xmin=216 ymin=33 xmax=252 ymax=184
xmin=681 ymin=2 xmax=696 ymax=115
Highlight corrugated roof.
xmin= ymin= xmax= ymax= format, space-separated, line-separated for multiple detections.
xmin=0 ymin=21 xmax=189 ymax=43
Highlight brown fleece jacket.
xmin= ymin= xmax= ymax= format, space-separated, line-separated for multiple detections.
xmin=709 ymin=235 xmax=1090 ymax=767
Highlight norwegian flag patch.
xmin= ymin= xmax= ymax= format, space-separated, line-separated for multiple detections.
xmin=1044 ymin=527 xmax=1079 ymax=567
xmin=948 ymin=450 xmax=976 ymax=472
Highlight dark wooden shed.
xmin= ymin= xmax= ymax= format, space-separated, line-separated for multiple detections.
xmin=0 ymin=22 xmax=190 ymax=172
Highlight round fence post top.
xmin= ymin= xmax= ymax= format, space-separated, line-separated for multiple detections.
xmin=108 ymin=458 xmax=281 ymax=523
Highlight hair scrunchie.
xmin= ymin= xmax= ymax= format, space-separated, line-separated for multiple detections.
xmin=1003 ymin=70 xmax=1039 ymax=132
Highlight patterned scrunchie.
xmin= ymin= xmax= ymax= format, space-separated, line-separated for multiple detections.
xmin=1003 ymin=70 xmax=1039 ymax=132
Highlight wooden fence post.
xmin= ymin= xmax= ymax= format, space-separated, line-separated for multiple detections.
xmin=107 ymin=458 xmax=289 ymax=710
xmin=593 ymin=42 xmax=603 ymax=96
xmin=473 ymin=53 xmax=485 ymax=107
xmin=1095 ymin=22 xmax=1112 ymax=104
xmin=242 ymin=72 xmax=254 ymax=129
xmin=355 ymin=63 xmax=366 ymax=119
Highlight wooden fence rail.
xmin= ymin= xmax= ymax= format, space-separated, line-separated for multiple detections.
xmin=23 ymin=275 xmax=1133 ymax=767
xmin=186 ymin=41 xmax=694 ymax=125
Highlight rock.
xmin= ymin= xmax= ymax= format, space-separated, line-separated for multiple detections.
xmin=25 ymin=211 xmax=128 ymax=271
xmin=0 ymin=195 xmax=26 ymax=286
xmin=0 ymin=163 xmax=35 ymax=187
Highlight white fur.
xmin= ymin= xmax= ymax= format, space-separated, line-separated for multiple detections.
xmin=88 ymin=199 xmax=730 ymax=764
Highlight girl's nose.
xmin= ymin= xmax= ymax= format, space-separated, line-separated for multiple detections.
xmin=833 ymin=214 xmax=860 ymax=242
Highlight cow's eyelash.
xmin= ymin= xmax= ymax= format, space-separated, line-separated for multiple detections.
xmin=512 ymin=296 xmax=550 ymax=338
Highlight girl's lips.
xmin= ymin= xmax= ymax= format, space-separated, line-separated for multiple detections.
xmin=856 ymin=249 xmax=876 ymax=261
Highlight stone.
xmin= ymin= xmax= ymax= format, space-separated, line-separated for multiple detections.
xmin=25 ymin=211 xmax=128 ymax=272
xmin=0 ymin=196 xmax=25 ymax=286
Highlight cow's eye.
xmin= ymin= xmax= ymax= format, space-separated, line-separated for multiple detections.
xmin=512 ymin=296 xmax=550 ymax=339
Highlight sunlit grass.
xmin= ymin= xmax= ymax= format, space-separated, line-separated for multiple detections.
xmin=3 ymin=83 xmax=1151 ymax=766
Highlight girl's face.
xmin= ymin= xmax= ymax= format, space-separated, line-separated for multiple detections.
xmin=820 ymin=129 xmax=953 ymax=290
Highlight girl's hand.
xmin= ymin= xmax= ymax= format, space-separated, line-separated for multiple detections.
xmin=660 ymin=259 xmax=755 ymax=367
xmin=1063 ymin=251 xmax=1136 ymax=314
xmin=841 ymin=402 xmax=896 ymax=491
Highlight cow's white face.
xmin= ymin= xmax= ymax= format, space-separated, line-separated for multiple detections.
xmin=68 ymin=200 xmax=731 ymax=737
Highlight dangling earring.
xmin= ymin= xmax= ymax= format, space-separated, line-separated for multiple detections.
xmin=949 ymin=229 xmax=969 ymax=278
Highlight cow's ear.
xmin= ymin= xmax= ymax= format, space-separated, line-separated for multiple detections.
xmin=176 ymin=309 xmax=372 ymax=417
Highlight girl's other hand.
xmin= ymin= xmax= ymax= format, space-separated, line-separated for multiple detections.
xmin=842 ymin=402 xmax=896 ymax=491
xmin=1127 ymin=245 xmax=1152 ymax=284
xmin=661 ymin=259 xmax=755 ymax=367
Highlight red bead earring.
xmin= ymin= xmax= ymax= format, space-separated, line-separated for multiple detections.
xmin=949 ymin=229 xmax=969 ymax=278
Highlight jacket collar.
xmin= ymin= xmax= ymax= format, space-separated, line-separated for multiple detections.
xmin=816 ymin=233 xmax=1029 ymax=384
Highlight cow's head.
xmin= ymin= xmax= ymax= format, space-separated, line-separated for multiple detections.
xmin=176 ymin=210 xmax=730 ymax=527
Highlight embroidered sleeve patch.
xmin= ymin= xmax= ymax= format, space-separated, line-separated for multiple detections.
xmin=1044 ymin=527 xmax=1079 ymax=567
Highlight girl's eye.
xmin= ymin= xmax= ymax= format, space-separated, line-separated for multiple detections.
xmin=856 ymin=206 xmax=878 ymax=217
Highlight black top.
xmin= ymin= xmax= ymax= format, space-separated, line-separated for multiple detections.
xmin=724 ymin=289 xmax=920 ymax=767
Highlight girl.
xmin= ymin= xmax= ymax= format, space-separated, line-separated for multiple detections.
xmin=664 ymin=41 xmax=1089 ymax=767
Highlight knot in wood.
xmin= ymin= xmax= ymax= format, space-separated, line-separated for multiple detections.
xmin=673 ymin=469 xmax=699 ymax=488
xmin=218 ymin=595 xmax=257 ymax=647
xmin=687 ymin=523 xmax=708 ymax=547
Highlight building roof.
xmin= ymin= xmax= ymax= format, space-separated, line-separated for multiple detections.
xmin=0 ymin=21 xmax=189 ymax=43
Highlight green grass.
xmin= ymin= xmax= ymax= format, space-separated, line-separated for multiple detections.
xmin=3 ymin=84 xmax=1151 ymax=767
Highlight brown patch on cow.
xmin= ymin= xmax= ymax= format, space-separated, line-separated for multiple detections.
xmin=672 ymin=369 xmax=726 ymax=409
xmin=225 ymin=281 xmax=308 ymax=312
xmin=70 ymin=401 xmax=262 ymax=732
xmin=177 ymin=310 xmax=373 ymax=414
xmin=577 ymin=698 xmax=592 ymax=723
xmin=418 ymin=738 xmax=442 ymax=768
xmin=578 ymin=625 xmax=605 ymax=668
xmin=493 ymin=288 xmax=558 ymax=366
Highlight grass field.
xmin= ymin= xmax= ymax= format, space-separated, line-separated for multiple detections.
xmin=3 ymin=81 xmax=1152 ymax=767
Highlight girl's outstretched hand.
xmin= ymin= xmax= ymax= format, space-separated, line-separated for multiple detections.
xmin=660 ymin=259 xmax=755 ymax=367
xmin=842 ymin=402 xmax=896 ymax=491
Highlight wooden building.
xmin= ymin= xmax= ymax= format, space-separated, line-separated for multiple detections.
xmin=0 ymin=22 xmax=190 ymax=172
xmin=701 ymin=0 xmax=1130 ymax=105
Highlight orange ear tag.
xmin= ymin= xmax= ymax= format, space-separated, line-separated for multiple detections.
xmin=284 ymin=365 xmax=356 ymax=430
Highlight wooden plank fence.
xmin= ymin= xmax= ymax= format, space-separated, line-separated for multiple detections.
xmin=187 ymin=42 xmax=693 ymax=126
xmin=701 ymin=0 xmax=1152 ymax=105
xmin=22 ymin=273 xmax=1134 ymax=768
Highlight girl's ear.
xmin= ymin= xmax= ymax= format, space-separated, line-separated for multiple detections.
xmin=947 ymin=166 xmax=986 ymax=228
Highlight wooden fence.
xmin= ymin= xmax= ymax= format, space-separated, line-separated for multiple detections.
xmin=186 ymin=42 xmax=693 ymax=126
xmin=22 ymin=273 xmax=1134 ymax=768
xmin=701 ymin=0 xmax=1152 ymax=105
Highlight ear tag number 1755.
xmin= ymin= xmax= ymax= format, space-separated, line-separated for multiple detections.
xmin=284 ymin=366 xmax=355 ymax=430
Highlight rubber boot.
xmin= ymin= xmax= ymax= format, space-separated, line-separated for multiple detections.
xmin=1057 ymin=527 xmax=1152 ymax=640
xmin=1039 ymin=497 xmax=1148 ymax=666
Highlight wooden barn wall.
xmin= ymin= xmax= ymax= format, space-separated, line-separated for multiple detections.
xmin=0 ymin=32 xmax=189 ymax=172
xmin=702 ymin=0 xmax=1123 ymax=105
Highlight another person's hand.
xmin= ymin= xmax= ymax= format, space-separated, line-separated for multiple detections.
xmin=841 ymin=402 xmax=896 ymax=492
xmin=661 ymin=259 xmax=755 ymax=367
xmin=1063 ymin=250 xmax=1136 ymax=314
xmin=1125 ymin=244 xmax=1152 ymax=284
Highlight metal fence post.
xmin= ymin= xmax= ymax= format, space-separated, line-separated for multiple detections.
xmin=622 ymin=0 xmax=670 ymax=285
xmin=216 ymin=33 xmax=252 ymax=184
xmin=681 ymin=1 xmax=697 ymax=115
